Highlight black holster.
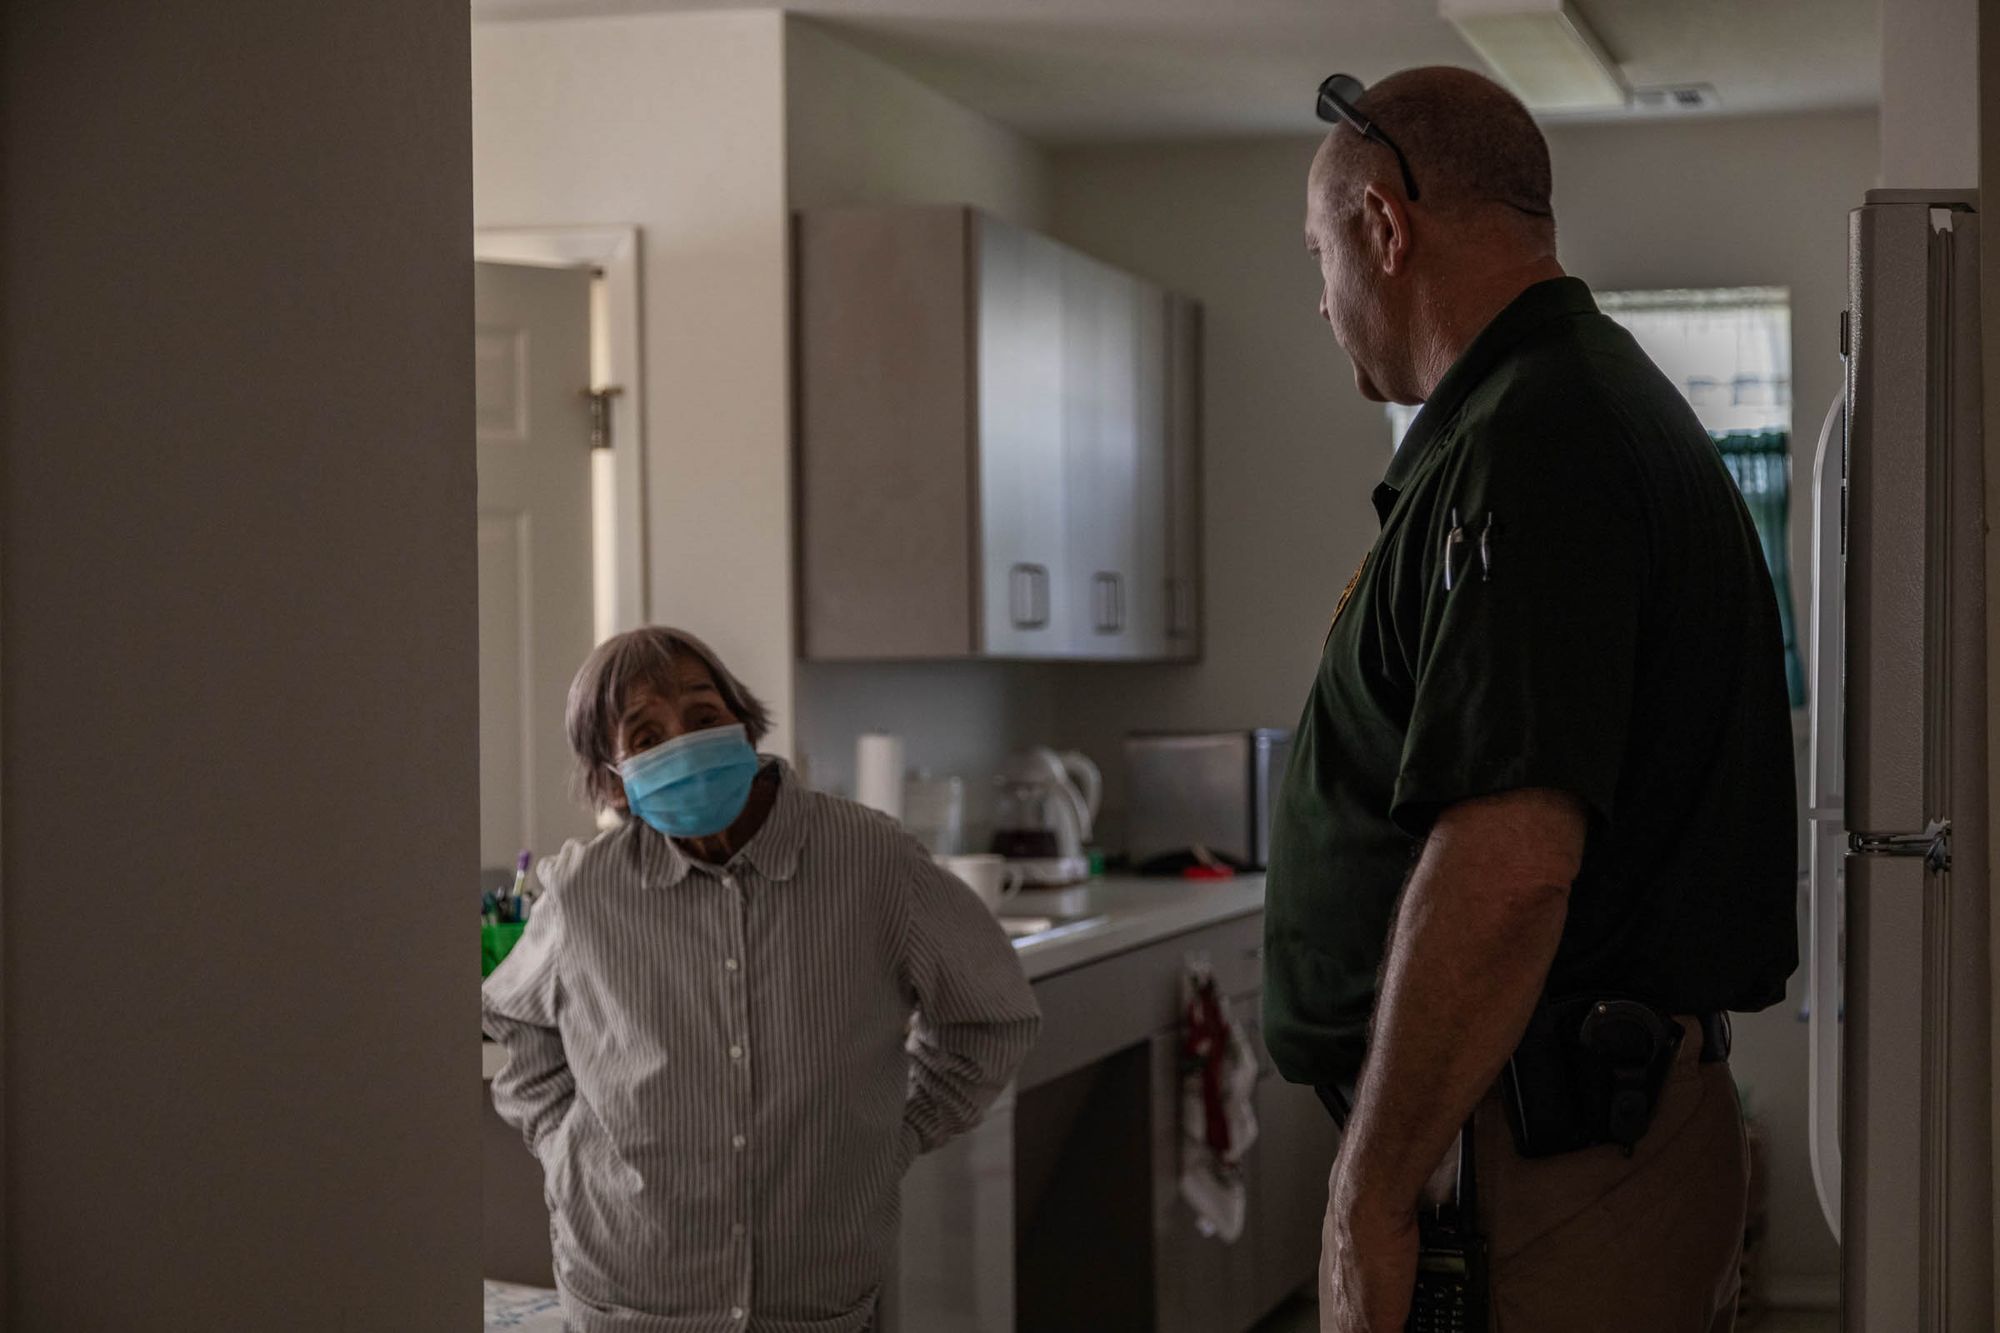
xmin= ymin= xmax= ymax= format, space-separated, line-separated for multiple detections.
xmin=1500 ymin=995 xmax=1684 ymax=1159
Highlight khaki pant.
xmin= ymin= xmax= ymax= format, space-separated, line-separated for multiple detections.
xmin=1472 ymin=1018 xmax=1749 ymax=1333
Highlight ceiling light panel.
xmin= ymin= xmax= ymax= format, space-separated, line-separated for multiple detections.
xmin=1441 ymin=0 xmax=1628 ymax=112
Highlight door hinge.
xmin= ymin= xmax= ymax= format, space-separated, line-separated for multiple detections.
xmin=582 ymin=386 xmax=624 ymax=451
xmin=1850 ymin=818 xmax=1951 ymax=873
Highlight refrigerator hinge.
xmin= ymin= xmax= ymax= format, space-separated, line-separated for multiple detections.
xmin=583 ymin=386 xmax=624 ymax=452
xmin=1850 ymin=818 xmax=1951 ymax=873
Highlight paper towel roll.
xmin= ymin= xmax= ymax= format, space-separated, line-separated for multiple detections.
xmin=855 ymin=734 xmax=905 ymax=821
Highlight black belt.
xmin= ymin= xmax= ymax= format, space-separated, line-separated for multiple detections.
xmin=1313 ymin=1010 xmax=1732 ymax=1132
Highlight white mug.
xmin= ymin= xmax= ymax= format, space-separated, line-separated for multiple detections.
xmin=934 ymin=853 xmax=1024 ymax=913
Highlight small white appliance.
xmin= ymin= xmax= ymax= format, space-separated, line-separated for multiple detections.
xmin=1124 ymin=729 xmax=1292 ymax=870
xmin=990 ymin=748 xmax=1101 ymax=886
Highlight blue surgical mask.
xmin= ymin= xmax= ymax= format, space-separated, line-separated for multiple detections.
xmin=618 ymin=724 xmax=761 ymax=838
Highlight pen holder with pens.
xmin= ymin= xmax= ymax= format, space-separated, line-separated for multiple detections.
xmin=482 ymin=851 xmax=537 ymax=977
xmin=482 ymin=922 xmax=528 ymax=977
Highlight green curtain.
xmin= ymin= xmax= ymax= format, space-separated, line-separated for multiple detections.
xmin=1712 ymin=430 xmax=1805 ymax=708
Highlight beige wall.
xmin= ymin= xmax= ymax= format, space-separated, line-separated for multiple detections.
xmin=474 ymin=12 xmax=797 ymax=756
xmin=471 ymin=14 xmax=1060 ymax=801
xmin=1880 ymin=0 xmax=1981 ymax=187
xmin=1046 ymin=136 xmax=1402 ymax=824
xmin=1048 ymin=108 xmax=1880 ymax=1296
xmin=786 ymin=20 xmax=1063 ymax=819
xmin=787 ymin=20 xmax=1052 ymax=229
xmin=1 ymin=0 xmax=478 ymax=1324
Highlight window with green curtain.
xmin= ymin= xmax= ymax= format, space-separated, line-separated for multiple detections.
xmin=1711 ymin=429 xmax=1806 ymax=707
xmin=1600 ymin=288 xmax=1805 ymax=710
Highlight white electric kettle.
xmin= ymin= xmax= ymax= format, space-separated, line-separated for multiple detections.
xmin=990 ymin=747 xmax=1103 ymax=886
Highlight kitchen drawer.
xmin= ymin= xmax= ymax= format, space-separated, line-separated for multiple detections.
xmin=1020 ymin=911 xmax=1263 ymax=1089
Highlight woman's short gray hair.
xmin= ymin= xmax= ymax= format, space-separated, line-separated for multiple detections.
xmin=565 ymin=626 xmax=774 ymax=813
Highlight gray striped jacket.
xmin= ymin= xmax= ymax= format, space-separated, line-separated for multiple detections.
xmin=482 ymin=760 xmax=1040 ymax=1333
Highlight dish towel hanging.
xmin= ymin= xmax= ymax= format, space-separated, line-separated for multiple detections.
xmin=1178 ymin=960 xmax=1260 ymax=1241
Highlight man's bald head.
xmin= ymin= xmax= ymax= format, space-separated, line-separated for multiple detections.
xmin=1303 ymin=65 xmax=1567 ymax=405
xmin=1312 ymin=66 xmax=1553 ymax=235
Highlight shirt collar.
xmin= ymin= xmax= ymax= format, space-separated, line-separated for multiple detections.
xmin=1372 ymin=276 xmax=1599 ymax=525
xmin=644 ymin=757 xmax=809 ymax=888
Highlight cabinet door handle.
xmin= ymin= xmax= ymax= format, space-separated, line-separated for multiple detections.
xmin=1093 ymin=572 xmax=1123 ymax=634
xmin=1011 ymin=563 xmax=1049 ymax=630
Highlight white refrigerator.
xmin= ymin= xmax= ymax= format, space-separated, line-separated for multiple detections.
xmin=1808 ymin=187 xmax=1993 ymax=1330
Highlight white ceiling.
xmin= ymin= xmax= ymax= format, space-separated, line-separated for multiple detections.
xmin=471 ymin=0 xmax=1881 ymax=143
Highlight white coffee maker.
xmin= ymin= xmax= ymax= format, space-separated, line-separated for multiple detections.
xmin=989 ymin=747 xmax=1101 ymax=886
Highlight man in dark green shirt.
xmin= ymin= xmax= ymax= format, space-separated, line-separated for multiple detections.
xmin=1268 ymin=66 xmax=1796 ymax=1332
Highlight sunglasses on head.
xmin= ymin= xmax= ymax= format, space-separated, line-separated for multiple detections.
xmin=1316 ymin=73 xmax=1422 ymax=204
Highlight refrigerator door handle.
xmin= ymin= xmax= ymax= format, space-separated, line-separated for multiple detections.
xmin=1805 ymin=390 xmax=1846 ymax=1241
xmin=1850 ymin=819 xmax=1951 ymax=871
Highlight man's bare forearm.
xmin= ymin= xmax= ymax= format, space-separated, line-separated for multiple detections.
xmin=1334 ymin=790 xmax=1581 ymax=1220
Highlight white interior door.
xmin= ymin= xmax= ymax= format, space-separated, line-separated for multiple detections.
xmin=476 ymin=260 xmax=597 ymax=872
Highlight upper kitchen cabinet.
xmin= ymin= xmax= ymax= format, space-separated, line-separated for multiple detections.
xmin=978 ymin=216 xmax=1072 ymax=657
xmin=1163 ymin=296 xmax=1203 ymax=659
xmin=1061 ymin=249 xmax=1170 ymax=660
xmin=795 ymin=205 xmax=1201 ymax=662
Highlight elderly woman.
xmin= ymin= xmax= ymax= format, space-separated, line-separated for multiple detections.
xmin=483 ymin=626 xmax=1039 ymax=1333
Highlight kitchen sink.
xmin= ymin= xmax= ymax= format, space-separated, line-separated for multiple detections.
xmin=999 ymin=913 xmax=1109 ymax=945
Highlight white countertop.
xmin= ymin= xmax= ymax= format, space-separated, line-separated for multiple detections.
xmin=482 ymin=872 xmax=1266 ymax=1080
xmin=1007 ymin=872 xmax=1265 ymax=981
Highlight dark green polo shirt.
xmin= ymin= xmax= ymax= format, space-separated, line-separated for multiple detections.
xmin=1263 ymin=277 xmax=1798 ymax=1089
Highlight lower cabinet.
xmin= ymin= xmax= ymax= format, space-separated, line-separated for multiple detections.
xmin=886 ymin=1088 xmax=1018 ymax=1333
xmin=1150 ymin=1023 xmax=1262 ymax=1333
xmin=1152 ymin=993 xmax=1340 ymax=1333
xmin=1013 ymin=1044 xmax=1159 ymax=1332
xmin=1250 ymin=1024 xmax=1343 ymax=1315
xmin=890 ymin=910 xmax=1338 ymax=1333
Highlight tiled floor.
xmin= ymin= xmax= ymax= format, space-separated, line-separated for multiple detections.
xmin=1249 ymin=1293 xmax=1838 ymax=1332
xmin=1747 ymin=1313 xmax=1840 ymax=1333
xmin=1248 ymin=1294 xmax=1316 ymax=1333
